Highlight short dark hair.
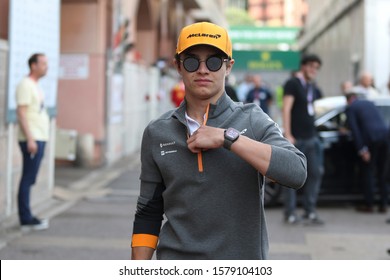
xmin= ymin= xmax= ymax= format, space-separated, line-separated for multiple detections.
xmin=344 ymin=92 xmax=357 ymax=102
xmin=301 ymin=54 xmax=322 ymax=66
xmin=28 ymin=53 xmax=45 ymax=69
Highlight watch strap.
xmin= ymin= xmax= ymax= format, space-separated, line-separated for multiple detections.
xmin=223 ymin=138 xmax=233 ymax=150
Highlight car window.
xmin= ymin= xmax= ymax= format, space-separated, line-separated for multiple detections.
xmin=317 ymin=110 xmax=347 ymax=131
xmin=339 ymin=112 xmax=348 ymax=128
xmin=377 ymin=106 xmax=390 ymax=127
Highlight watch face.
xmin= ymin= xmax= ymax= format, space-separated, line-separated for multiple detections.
xmin=226 ymin=128 xmax=239 ymax=140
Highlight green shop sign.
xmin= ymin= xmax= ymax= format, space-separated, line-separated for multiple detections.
xmin=233 ymin=50 xmax=300 ymax=71
xmin=229 ymin=26 xmax=300 ymax=45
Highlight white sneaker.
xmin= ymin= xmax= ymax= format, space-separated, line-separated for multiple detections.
xmin=285 ymin=214 xmax=300 ymax=225
xmin=302 ymin=213 xmax=324 ymax=226
xmin=21 ymin=217 xmax=49 ymax=232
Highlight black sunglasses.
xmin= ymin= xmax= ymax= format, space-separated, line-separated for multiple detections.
xmin=180 ymin=56 xmax=229 ymax=72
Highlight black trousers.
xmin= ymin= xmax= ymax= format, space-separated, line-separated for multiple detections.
xmin=360 ymin=140 xmax=389 ymax=208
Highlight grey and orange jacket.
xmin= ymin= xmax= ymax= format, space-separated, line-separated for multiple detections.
xmin=132 ymin=93 xmax=306 ymax=259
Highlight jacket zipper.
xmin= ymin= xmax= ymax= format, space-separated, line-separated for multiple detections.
xmin=186 ymin=104 xmax=210 ymax=173
xmin=197 ymin=104 xmax=210 ymax=172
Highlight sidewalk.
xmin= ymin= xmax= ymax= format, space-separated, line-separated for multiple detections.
xmin=0 ymin=152 xmax=141 ymax=253
xmin=1 ymin=151 xmax=389 ymax=259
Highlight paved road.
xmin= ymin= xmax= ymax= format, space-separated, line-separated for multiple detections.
xmin=0 ymin=156 xmax=140 ymax=260
xmin=0 ymin=156 xmax=389 ymax=260
xmin=267 ymin=205 xmax=390 ymax=259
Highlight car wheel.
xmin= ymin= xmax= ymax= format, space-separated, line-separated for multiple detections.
xmin=264 ymin=180 xmax=282 ymax=207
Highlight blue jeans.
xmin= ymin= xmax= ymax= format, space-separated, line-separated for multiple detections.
xmin=284 ymin=136 xmax=323 ymax=216
xmin=18 ymin=141 xmax=46 ymax=224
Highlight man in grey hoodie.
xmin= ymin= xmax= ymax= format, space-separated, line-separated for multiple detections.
xmin=131 ymin=22 xmax=307 ymax=260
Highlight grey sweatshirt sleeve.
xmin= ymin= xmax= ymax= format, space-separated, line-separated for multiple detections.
xmin=266 ymin=145 xmax=307 ymax=189
xmin=250 ymin=110 xmax=307 ymax=189
xmin=132 ymin=125 xmax=165 ymax=248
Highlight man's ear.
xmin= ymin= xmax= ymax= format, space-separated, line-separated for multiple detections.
xmin=226 ymin=59 xmax=235 ymax=75
xmin=173 ymin=58 xmax=182 ymax=75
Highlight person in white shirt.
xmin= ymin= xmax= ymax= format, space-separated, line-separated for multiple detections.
xmin=354 ymin=72 xmax=380 ymax=99
xmin=15 ymin=53 xmax=50 ymax=231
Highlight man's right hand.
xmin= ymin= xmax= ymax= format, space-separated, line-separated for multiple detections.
xmin=27 ymin=139 xmax=38 ymax=155
xmin=360 ymin=150 xmax=371 ymax=163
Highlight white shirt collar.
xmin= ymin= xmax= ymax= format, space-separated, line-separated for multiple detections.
xmin=185 ymin=111 xmax=205 ymax=135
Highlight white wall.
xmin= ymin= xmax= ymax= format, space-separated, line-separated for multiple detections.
xmin=105 ymin=62 xmax=176 ymax=165
xmin=299 ymin=0 xmax=390 ymax=96
xmin=364 ymin=0 xmax=390 ymax=94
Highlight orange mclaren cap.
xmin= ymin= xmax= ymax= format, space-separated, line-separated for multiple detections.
xmin=176 ymin=22 xmax=232 ymax=58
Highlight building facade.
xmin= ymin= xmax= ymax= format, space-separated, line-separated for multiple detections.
xmin=0 ymin=0 xmax=226 ymax=224
xmin=248 ymin=0 xmax=308 ymax=27
xmin=299 ymin=0 xmax=390 ymax=96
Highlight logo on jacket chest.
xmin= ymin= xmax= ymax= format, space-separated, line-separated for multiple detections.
xmin=160 ymin=141 xmax=176 ymax=148
xmin=160 ymin=141 xmax=177 ymax=156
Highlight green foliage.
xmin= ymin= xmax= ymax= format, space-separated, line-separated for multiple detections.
xmin=225 ymin=7 xmax=255 ymax=26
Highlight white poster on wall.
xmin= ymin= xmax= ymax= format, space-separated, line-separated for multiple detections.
xmin=59 ymin=54 xmax=89 ymax=80
xmin=7 ymin=0 xmax=60 ymax=122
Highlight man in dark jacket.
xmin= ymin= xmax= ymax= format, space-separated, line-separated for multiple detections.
xmin=345 ymin=90 xmax=389 ymax=213
xmin=245 ymin=75 xmax=273 ymax=115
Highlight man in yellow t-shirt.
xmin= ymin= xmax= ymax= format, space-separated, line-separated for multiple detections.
xmin=15 ymin=53 xmax=50 ymax=231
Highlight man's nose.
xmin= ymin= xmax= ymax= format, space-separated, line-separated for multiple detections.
xmin=197 ymin=60 xmax=209 ymax=72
